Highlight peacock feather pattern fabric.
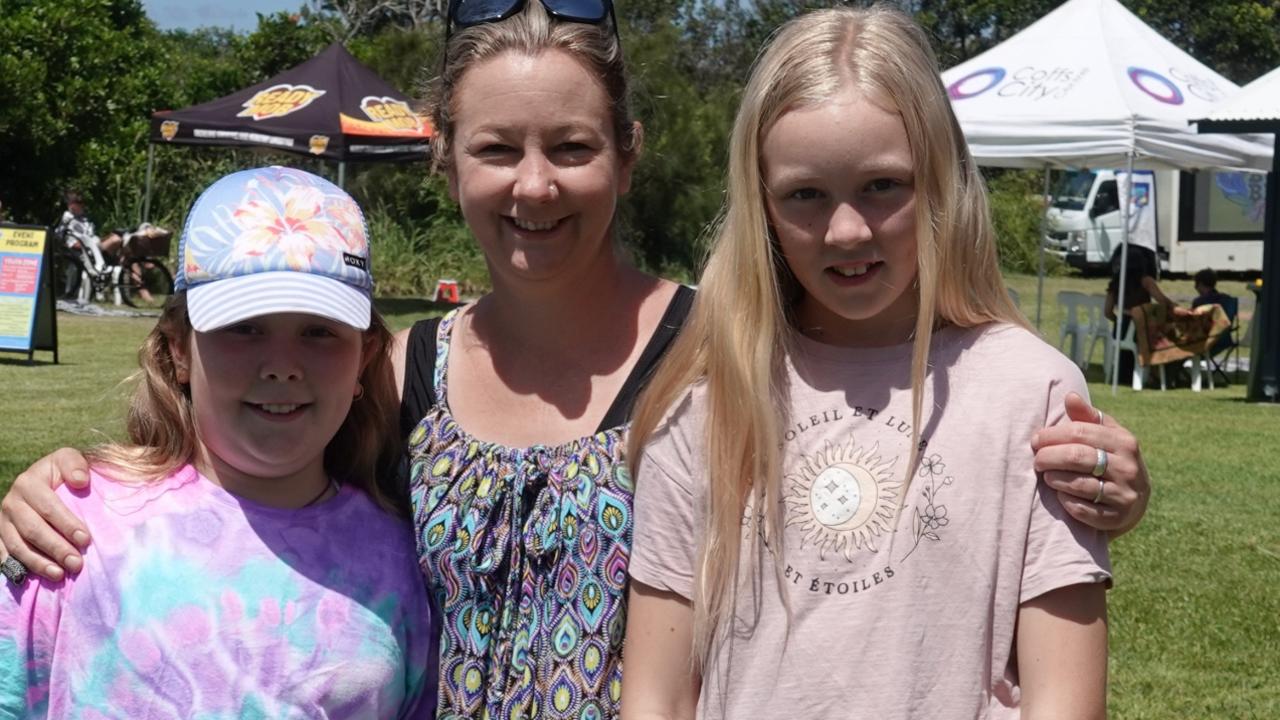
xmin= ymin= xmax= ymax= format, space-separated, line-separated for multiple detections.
xmin=409 ymin=309 xmax=633 ymax=719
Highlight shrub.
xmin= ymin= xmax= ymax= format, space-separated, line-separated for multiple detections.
xmin=985 ymin=168 xmax=1064 ymax=276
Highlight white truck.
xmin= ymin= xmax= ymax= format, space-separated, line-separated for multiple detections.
xmin=1043 ymin=168 xmax=1267 ymax=275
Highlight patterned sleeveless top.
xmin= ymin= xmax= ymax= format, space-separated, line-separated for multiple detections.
xmin=401 ymin=288 xmax=694 ymax=720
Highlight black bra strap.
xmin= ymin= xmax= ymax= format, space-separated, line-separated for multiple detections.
xmin=399 ymin=316 xmax=443 ymax=443
xmin=398 ymin=285 xmax=696 ymax=441
xmin=597 ymin=284 xmax=696 ymax=432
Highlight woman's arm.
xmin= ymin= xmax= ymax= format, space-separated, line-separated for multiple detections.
xmin=1032 ymin=393 xmax=1150 ymax=537
xmin=1 ymin=449 xmax=93 ymax=581
xmin=1141 ymin=276 xmax=1175 ymax=308
xmin=1017 ymin=582 xmax=1108 ymax=719
xmin=1141 ymin=276 xmax=1192 ymax=316
xmin=621 ymin=581 xmax=700 ymax=720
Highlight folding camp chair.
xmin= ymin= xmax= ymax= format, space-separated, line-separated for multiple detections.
xmin=1205 ymin=296 xmax=1240 ymax=385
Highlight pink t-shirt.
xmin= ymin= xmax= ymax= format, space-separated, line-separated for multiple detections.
xmin=0 ymin=464 xmax=437 ymax=719
xmin=629 ymin=323 xmax=1111 ymax=719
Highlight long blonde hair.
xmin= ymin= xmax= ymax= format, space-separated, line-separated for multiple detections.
xmin=89 ymin=292 xmax=404 ymax=514
xmin=628 ymin=5 xmax=1027 ymax=667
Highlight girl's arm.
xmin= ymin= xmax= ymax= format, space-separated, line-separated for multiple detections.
xmin=1017 ymin=582 xmax=1108 ymax=720
xmin=1 ymin=449 xmax=93 ymax=581
xmin=621 ymin=581 xmax=700 ymax=720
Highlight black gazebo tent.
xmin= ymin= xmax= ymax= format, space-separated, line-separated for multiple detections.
xmin=142 ymin=42 xmax=431 ymax=217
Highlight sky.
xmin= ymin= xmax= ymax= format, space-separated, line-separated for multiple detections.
xmin=142 ymin=0 xmax=304 ymax=32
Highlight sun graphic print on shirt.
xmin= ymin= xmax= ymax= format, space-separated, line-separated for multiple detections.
xmin=784 ymin=439 xmax=902 ymax=561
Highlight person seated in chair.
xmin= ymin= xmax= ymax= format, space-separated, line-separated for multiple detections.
xmin=1192 ymin=268 xmax=1232 ymax=311
xmin=1104 ymin=244 xmax=1188 ymax=383
xmin=54 ymin=191 xmax=123 ymax=273
xmin=1191 ymin=267 xmax=1238 ymax=371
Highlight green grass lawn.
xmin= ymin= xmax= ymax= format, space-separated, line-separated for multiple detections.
xmin=1 ymin=277 xmax=1277 ymax=716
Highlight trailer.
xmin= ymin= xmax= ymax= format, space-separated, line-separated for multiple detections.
xmin=1044 ymin=168 xmax=1267 ymax=275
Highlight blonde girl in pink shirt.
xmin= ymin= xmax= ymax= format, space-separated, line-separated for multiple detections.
xmin=623 ymin=7 xmax=1109 ymax=718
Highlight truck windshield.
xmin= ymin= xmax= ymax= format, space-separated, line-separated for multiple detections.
xmin=1052 ymin=171 xmax=1096 ymax=211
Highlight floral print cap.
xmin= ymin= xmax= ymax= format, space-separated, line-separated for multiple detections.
xmin=176 ymin=166 xmax=373 ymax=332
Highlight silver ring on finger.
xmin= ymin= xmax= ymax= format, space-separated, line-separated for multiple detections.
xmin=1092 ymin=477 xmax=1106 ymax=504
xmin=1 ymin=555 xmax=28 ymax=586
xmin=1096 ymin=408 xmax=1105 ymax=424
xmin=1091 ymin=447 xmax=1108 ymax=478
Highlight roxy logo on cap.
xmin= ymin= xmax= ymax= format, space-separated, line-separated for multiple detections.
xmin=177 ymin=166 xmax=372 ymax=292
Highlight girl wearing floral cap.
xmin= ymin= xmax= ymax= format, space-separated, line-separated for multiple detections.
xmin=0 ymin=167 xmax=437 ymax=718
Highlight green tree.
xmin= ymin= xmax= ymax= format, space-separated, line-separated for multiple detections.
xmin=236 ymin=11 xmax=333 ymax=83
xmin=905 ymin=0 xmax=1280 ymax=82
xmin=0 ymin=0 xmax=169 ymax=225
xmin=1126 ymin=0 xmax=1280 ymax=84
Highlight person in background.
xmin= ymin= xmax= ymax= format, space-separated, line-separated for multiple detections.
xmin=1104 ymin=243 xmax=1189 ymax=383
xmin=1192 ymin=268 xmax=1232 ymax=310
xmin=54 ymin=190 xmax=120 ymax=272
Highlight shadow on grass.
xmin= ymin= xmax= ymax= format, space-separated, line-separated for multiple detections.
xmin=0 ymin=355 xmax=63 ymax=368
xmin=1211 ymin=395 xmax=1280 ymax=405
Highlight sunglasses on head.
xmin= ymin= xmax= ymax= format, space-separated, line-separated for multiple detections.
xmin=446 ymin=0 xmax=619 ymax=44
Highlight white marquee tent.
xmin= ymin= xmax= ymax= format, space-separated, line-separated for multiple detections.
xmin=939 ymin=0 xmax=1275 ymax=390
xmin=940 ymin=0 xmax=1272 ymax=172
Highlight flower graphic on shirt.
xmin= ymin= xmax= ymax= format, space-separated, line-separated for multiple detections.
xmin=921 ymin=503 xmax=949 ymax=530
xmin=918 ymin=453 xmax=945 ymax=478
xmin=784 ymin=438 xmax=901 ymax=561
xmin=902 ymin=475 xmax=954 ymax=562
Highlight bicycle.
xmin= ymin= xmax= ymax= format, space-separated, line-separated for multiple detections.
xmin=59 ymin=225 xmax=175 ymax=310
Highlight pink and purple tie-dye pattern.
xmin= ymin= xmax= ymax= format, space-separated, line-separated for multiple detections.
xmin=0 ymin=465 xmax=437 ymax=719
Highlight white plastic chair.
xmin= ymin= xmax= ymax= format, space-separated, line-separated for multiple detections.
xmin=1057 ymin=291 xmax=1089 ymax=366
xmin=1081 ymin=294 xmax=1111 ymax=370
xmin=1111 ymin=321 xmax=1164 ymax=390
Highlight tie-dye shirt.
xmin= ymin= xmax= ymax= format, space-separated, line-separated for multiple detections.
xmin=0 ymin=464 xmax=437 ymax=719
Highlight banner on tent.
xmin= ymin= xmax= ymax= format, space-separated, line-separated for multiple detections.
xmin=948 ymin=65 xmax=1089 ymax=102
xmin=1117 ymin=171 xmax=1159 ymax=253
xmin=238 ymin=84 xmax=327 ymax=121
xmin=948 ymin=64 xmax=1229 ymax=106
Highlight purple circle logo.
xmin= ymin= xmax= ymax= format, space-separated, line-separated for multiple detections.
xmin=947 ymin=68 xmax=1006 ymax=100
xmin=1128 ymin=67 xmax=1184 ymax=105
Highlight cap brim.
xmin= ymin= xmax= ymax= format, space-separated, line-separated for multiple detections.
xmin=187 ymin=271 xmax=371 ymax=332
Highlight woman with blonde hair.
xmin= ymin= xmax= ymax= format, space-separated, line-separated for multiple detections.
xmin=623 ymin=6 xmax=1109 ymax=717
